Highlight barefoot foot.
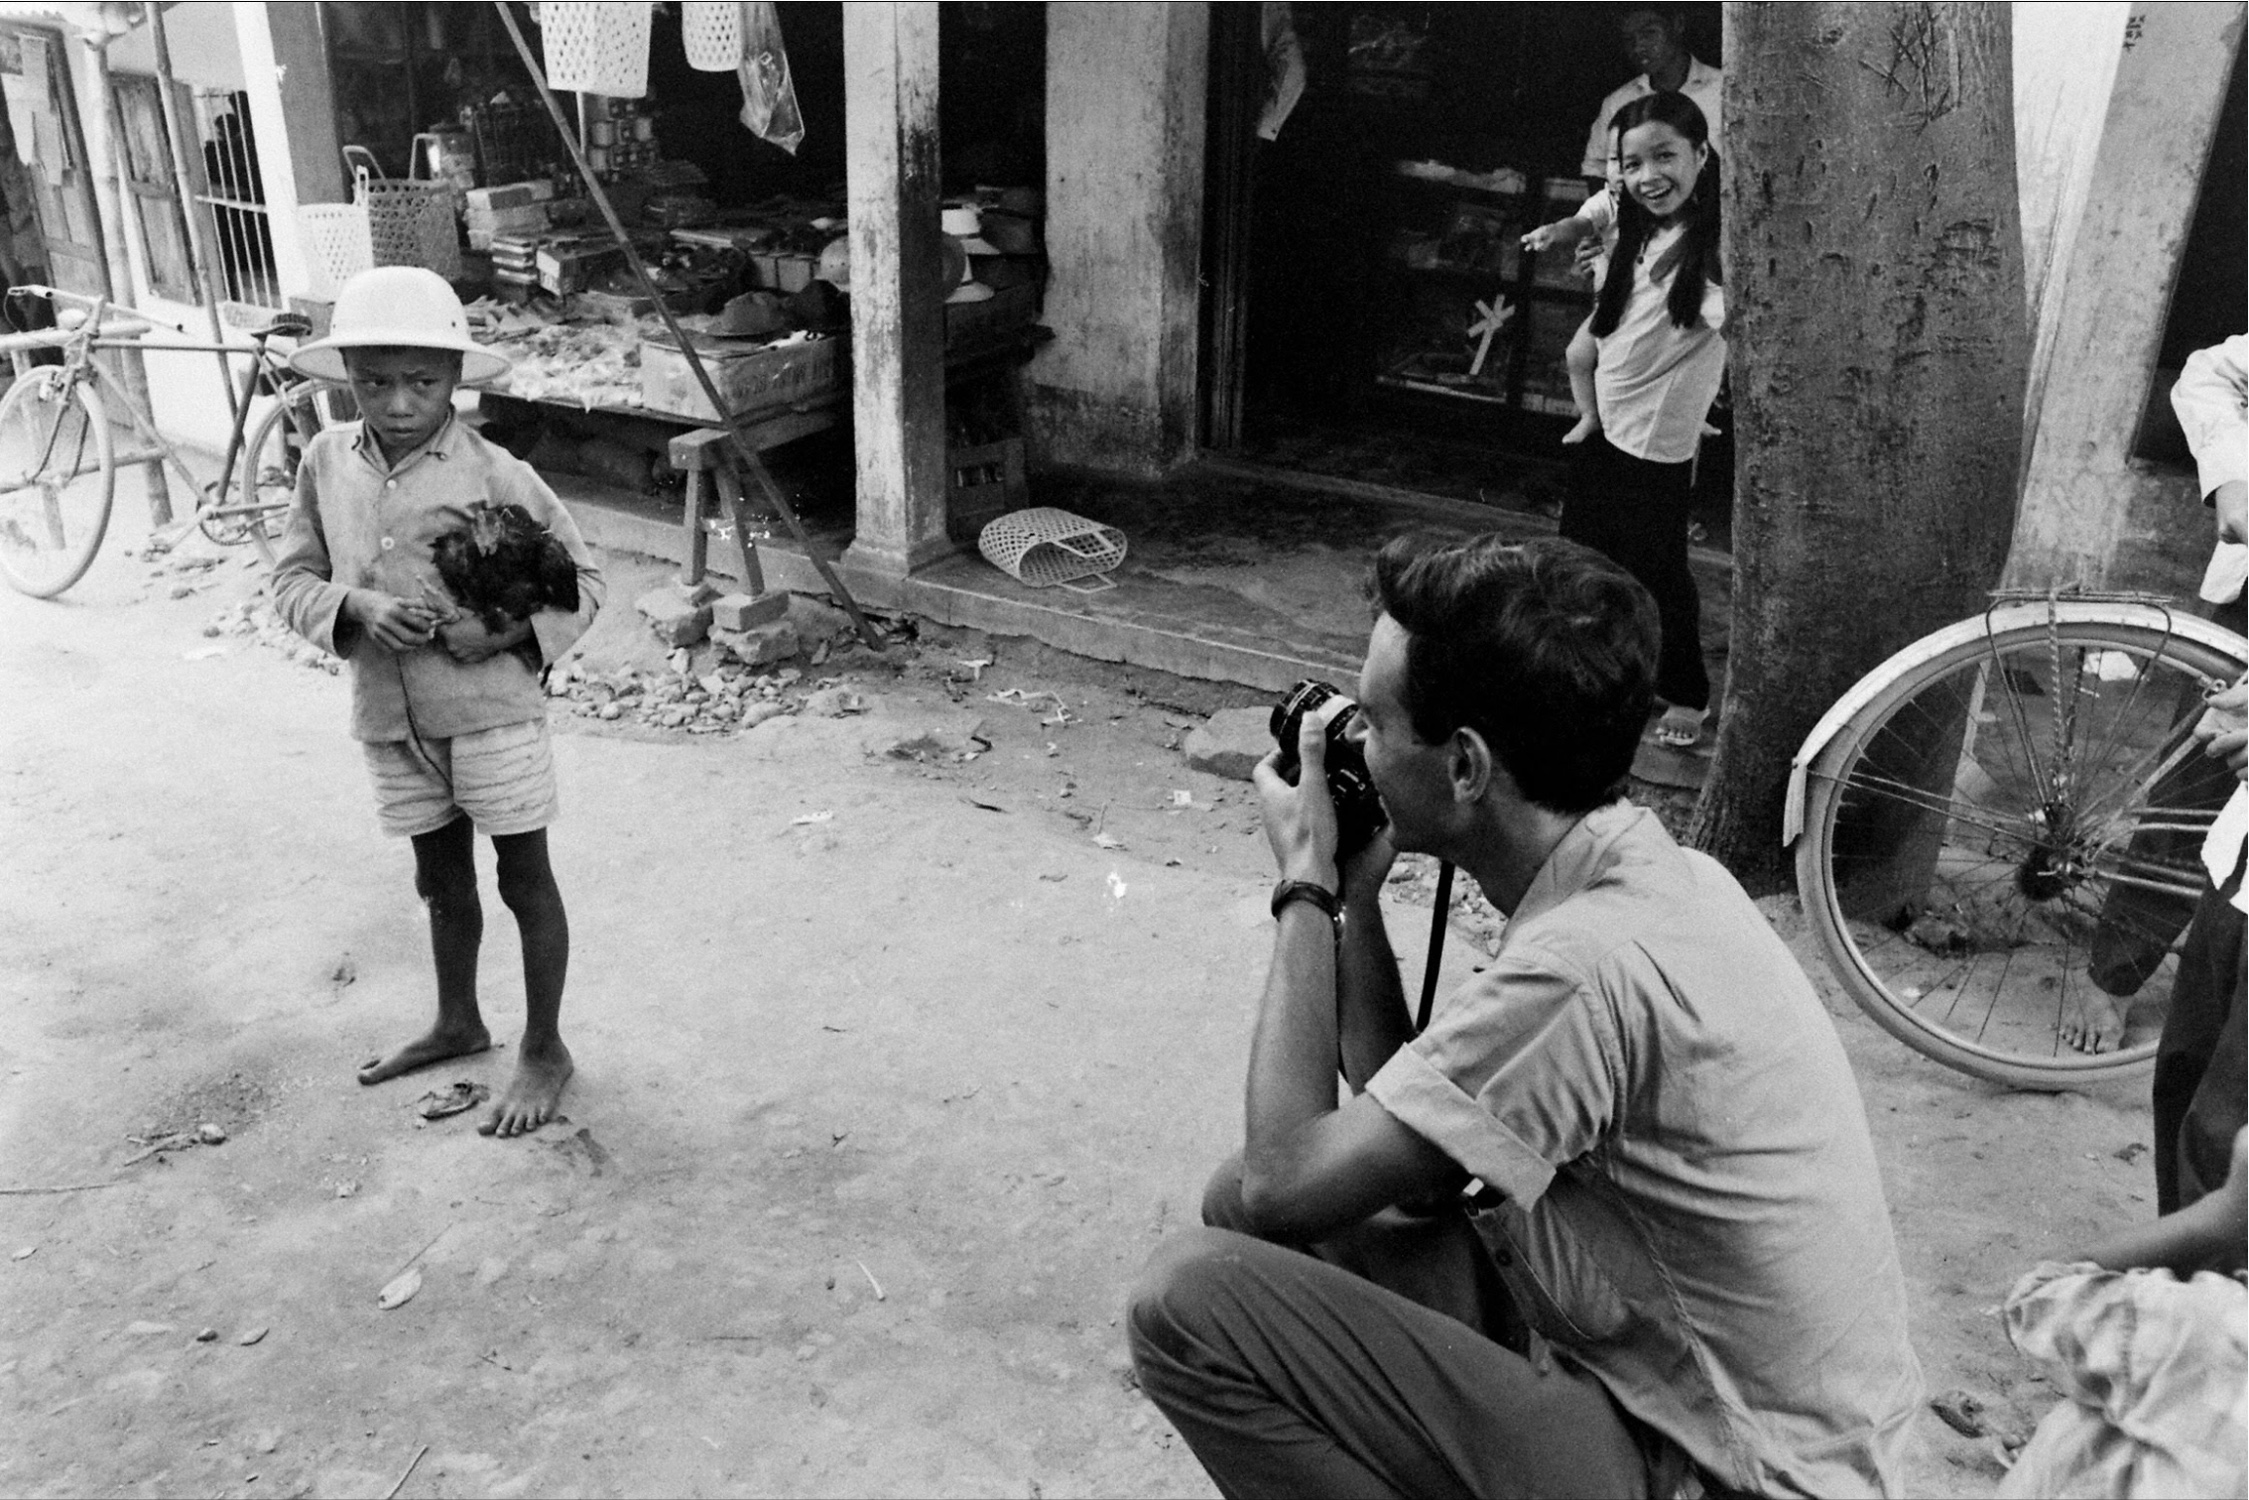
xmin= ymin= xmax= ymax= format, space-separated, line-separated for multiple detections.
xmin=480 ymin=1041 xmax=573 ymax=1138
xmin=357 ymin=1022 xmax=493 ymax=1086
xmin=1561 ymin=414 xmax=1601 ymax=445
xmin=2059 ymin=991 xmax=2126 ymax=1054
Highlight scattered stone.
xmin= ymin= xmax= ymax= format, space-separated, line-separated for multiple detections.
xmin=196 ymin=1328 xmax=219 ymax=1343
xmin=635 ymin=588 xmax=712 ymax=648
xmin=801 ymin=686 xmax=864 ymax=718
xmin=196 ymin=1124 xmax=228 ymax=1146
xmin=711 ymin=591 xmax=788 ymax=632
xmin=598 ymin=703 xmax=623 ymax=721
xmin=1929 ymin=1389 xmax=1988 ymax=1438
xmin=738 ymin=701 xmax=788 ymax=730
xmin=697 ymin=673 xmax=727 ymax=697
xmin=237 ymin=1327 xmax=269 ymax=1347
xmin=12 ymin=1246 xmax=34 ymax=1260
xmin=377 ymin=1265 xmax=422 ymax=1311
xmin=126 ymin=1320 xmax=176 ymax=1336
xmin=1183 ymin=707 xmax=1273 ymax=781
xmin=712 ymin=619 xmax=800 ymax=669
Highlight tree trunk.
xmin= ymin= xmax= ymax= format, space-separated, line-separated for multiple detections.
xmin=1689 ymin=1 xmax=2028 ymax=890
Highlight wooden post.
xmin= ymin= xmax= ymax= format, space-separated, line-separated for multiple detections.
xmin=80 ymin=36 xmax=169 ymax=523
xmin=839 ymin=3 xmax=951 ymax=577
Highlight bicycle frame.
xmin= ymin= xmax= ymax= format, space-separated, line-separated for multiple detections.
xmin=3 ymin=285 xmax=315 ymax=528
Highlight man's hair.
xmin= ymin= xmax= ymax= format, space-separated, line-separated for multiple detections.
xmin=1369 ymin=534 xmax=1659 ymax=815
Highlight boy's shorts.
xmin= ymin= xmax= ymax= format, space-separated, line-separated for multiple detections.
xmin=362 ymin=719 xmax=559 ymax=838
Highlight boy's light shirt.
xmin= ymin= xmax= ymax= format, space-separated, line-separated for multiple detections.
xmin=269 ymin=415 xmax=605 ymax=742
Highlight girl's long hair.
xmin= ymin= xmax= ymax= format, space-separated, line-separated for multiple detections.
xmin=1590 ymin=91 xmax=1721 ymax=338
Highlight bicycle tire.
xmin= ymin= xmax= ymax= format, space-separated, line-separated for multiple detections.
xmin=0 ymin=367 xmax=114 ymax=598
xmin=1796 ymin=605 xmax=2248 ymax=1090
xmin=224 ymin=387 xmax=325 ymax=565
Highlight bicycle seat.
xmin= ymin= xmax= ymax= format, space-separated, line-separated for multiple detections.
xmin=242 ymin=310 xmax=315 ymax=340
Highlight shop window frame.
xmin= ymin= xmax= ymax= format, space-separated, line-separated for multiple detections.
xmin=109 ymin=72 xmax=197 ymax=305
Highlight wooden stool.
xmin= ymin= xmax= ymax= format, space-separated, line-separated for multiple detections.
xmin=669 ymin=426 xmax=767 ymax=595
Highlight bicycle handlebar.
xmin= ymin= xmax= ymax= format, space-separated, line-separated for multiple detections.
xmin=8 ymin=283 xmax=166 ymax=341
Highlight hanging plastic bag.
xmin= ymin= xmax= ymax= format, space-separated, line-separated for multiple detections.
xmin=736 ymin=3 xmax=804 ymax=155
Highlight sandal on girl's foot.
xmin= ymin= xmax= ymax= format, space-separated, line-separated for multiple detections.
xmin=1651 ymin=708 xmax=1709 ymax=750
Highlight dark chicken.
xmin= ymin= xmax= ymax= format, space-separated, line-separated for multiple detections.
xmin=428 ymin=501 xmax=579 ymax=643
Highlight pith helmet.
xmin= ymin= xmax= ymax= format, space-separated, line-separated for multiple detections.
xmin=290 ymin=266 xmax=512 ymax=386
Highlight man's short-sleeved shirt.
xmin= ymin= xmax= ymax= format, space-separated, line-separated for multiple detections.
xmin=1367 ymin=803 xmax=1922 ymax=1496
xmin=1582 ymin=57 xmax=1726 ymax=179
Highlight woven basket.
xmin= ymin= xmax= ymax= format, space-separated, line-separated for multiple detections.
xmin=978 ymin=507 xmax=1127 ymax=589
xmin=297 ymin=203 xmax=373 ymax=298
xmin=543 ymin=2 xmax=652 ymax=97
xmin=682 ymin=2 xmax=743 ymax=70
xmin=360 ymin=176 xmax=460 ymax=281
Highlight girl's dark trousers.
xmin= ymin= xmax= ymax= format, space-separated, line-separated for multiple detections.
xmin=1560 ymin=433 xmax=1710 ymax=712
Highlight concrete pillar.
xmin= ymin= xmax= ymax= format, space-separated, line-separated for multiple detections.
xmin=2006 ymin=2 xmax=2244 ymax=593
xmin=246 ymin=0 xmax=342 ymax=303
xmin=1032 ymin=3 xmax=1209 ymax=477
xmin=839 ymin=3 xmax=951 ymax=578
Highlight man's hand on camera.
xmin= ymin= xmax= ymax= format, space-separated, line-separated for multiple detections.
xmin=1253 ymin=699 xmax=1345 ymax=894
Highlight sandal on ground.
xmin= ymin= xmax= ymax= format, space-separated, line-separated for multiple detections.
xmin=1651 ymin=708 xmax=1709 ymax=749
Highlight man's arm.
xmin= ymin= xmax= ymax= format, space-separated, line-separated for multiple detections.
xmin=1239 ymin=711 xmax=1459 ymax=1241
xmin=2066 ymin=1129 xmax=2246 ymax=1275
xmin=2171 ymin=334 xmax=2246 ymax=544
xmin=1337 ymin=837 xmax=1413 ymax=1091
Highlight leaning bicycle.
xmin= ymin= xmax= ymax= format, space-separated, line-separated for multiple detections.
xmin=1787 ymin=589 xmax=2249 ymax=1090
xmin=0 ymin=284 xmax=333 ymax=598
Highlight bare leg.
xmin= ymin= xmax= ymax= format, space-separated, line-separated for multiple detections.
xmin=1562 ymin=319 xmax=1601 ymax=444
xmin=359 ymin=815 xmax=493 ymax=1084
xmin=482 ymin=829 xmax=572 ymax=1137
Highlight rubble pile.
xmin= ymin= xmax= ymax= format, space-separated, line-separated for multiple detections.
xmin=1385 ymin=850 xmax=1507 ymax=955
xmin=202 ymin=598 xmax=342 ymax=676
xmin=543 ymin=655 xmax=863 ymax=735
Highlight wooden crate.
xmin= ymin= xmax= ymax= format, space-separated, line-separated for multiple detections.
xmin=638 ymin=333 xmax=845 ymax=424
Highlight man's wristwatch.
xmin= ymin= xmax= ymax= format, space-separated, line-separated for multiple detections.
xmin=1270 ymin=878 xmax=1341 ymax=926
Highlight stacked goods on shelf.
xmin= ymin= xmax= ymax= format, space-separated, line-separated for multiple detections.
xmin=465 ymin=181 xmax=556 ymax=251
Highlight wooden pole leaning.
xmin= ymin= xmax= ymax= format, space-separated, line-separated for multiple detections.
xmin=492 ymin=1 xmax=888 ymax=654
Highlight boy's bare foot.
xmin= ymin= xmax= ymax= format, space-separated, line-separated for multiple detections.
xmin=1561 ymin=414 xmax=1601 ymax=445
xmin=2059 ymin=991 xmax=2126 ymax=1053
xmin=357 ymin=1022 xmax=493 ymax=1085
xmin=480 ymin=1040 xmax=572 ymax=1138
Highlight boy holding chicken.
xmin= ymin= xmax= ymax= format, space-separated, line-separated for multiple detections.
xmin=271 ymin=267 xmax=603 ymax=1137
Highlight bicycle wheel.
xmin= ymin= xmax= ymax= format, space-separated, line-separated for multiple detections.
xmin=0 ymin=366 xmax=113 ymax=598
xmin=1796 ymin=604 xmax=2248 ymax=1090
xmin=221 ymin=386 xmax=324 ymax=565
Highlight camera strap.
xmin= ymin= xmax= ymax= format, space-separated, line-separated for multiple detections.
xmin=1416 ymin=861 xmax=1454 ymax=1034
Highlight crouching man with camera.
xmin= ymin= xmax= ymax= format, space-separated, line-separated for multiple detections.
xmin=1128 ymin=534 xmax=1922 ymax=1498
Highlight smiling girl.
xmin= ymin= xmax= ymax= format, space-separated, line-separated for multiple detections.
xmin=1559 ymin=91 xmax=1724 ymax=750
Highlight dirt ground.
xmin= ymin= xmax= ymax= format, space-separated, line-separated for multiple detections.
xmin=0 ymin=513 xmax=2161 ymax=1499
